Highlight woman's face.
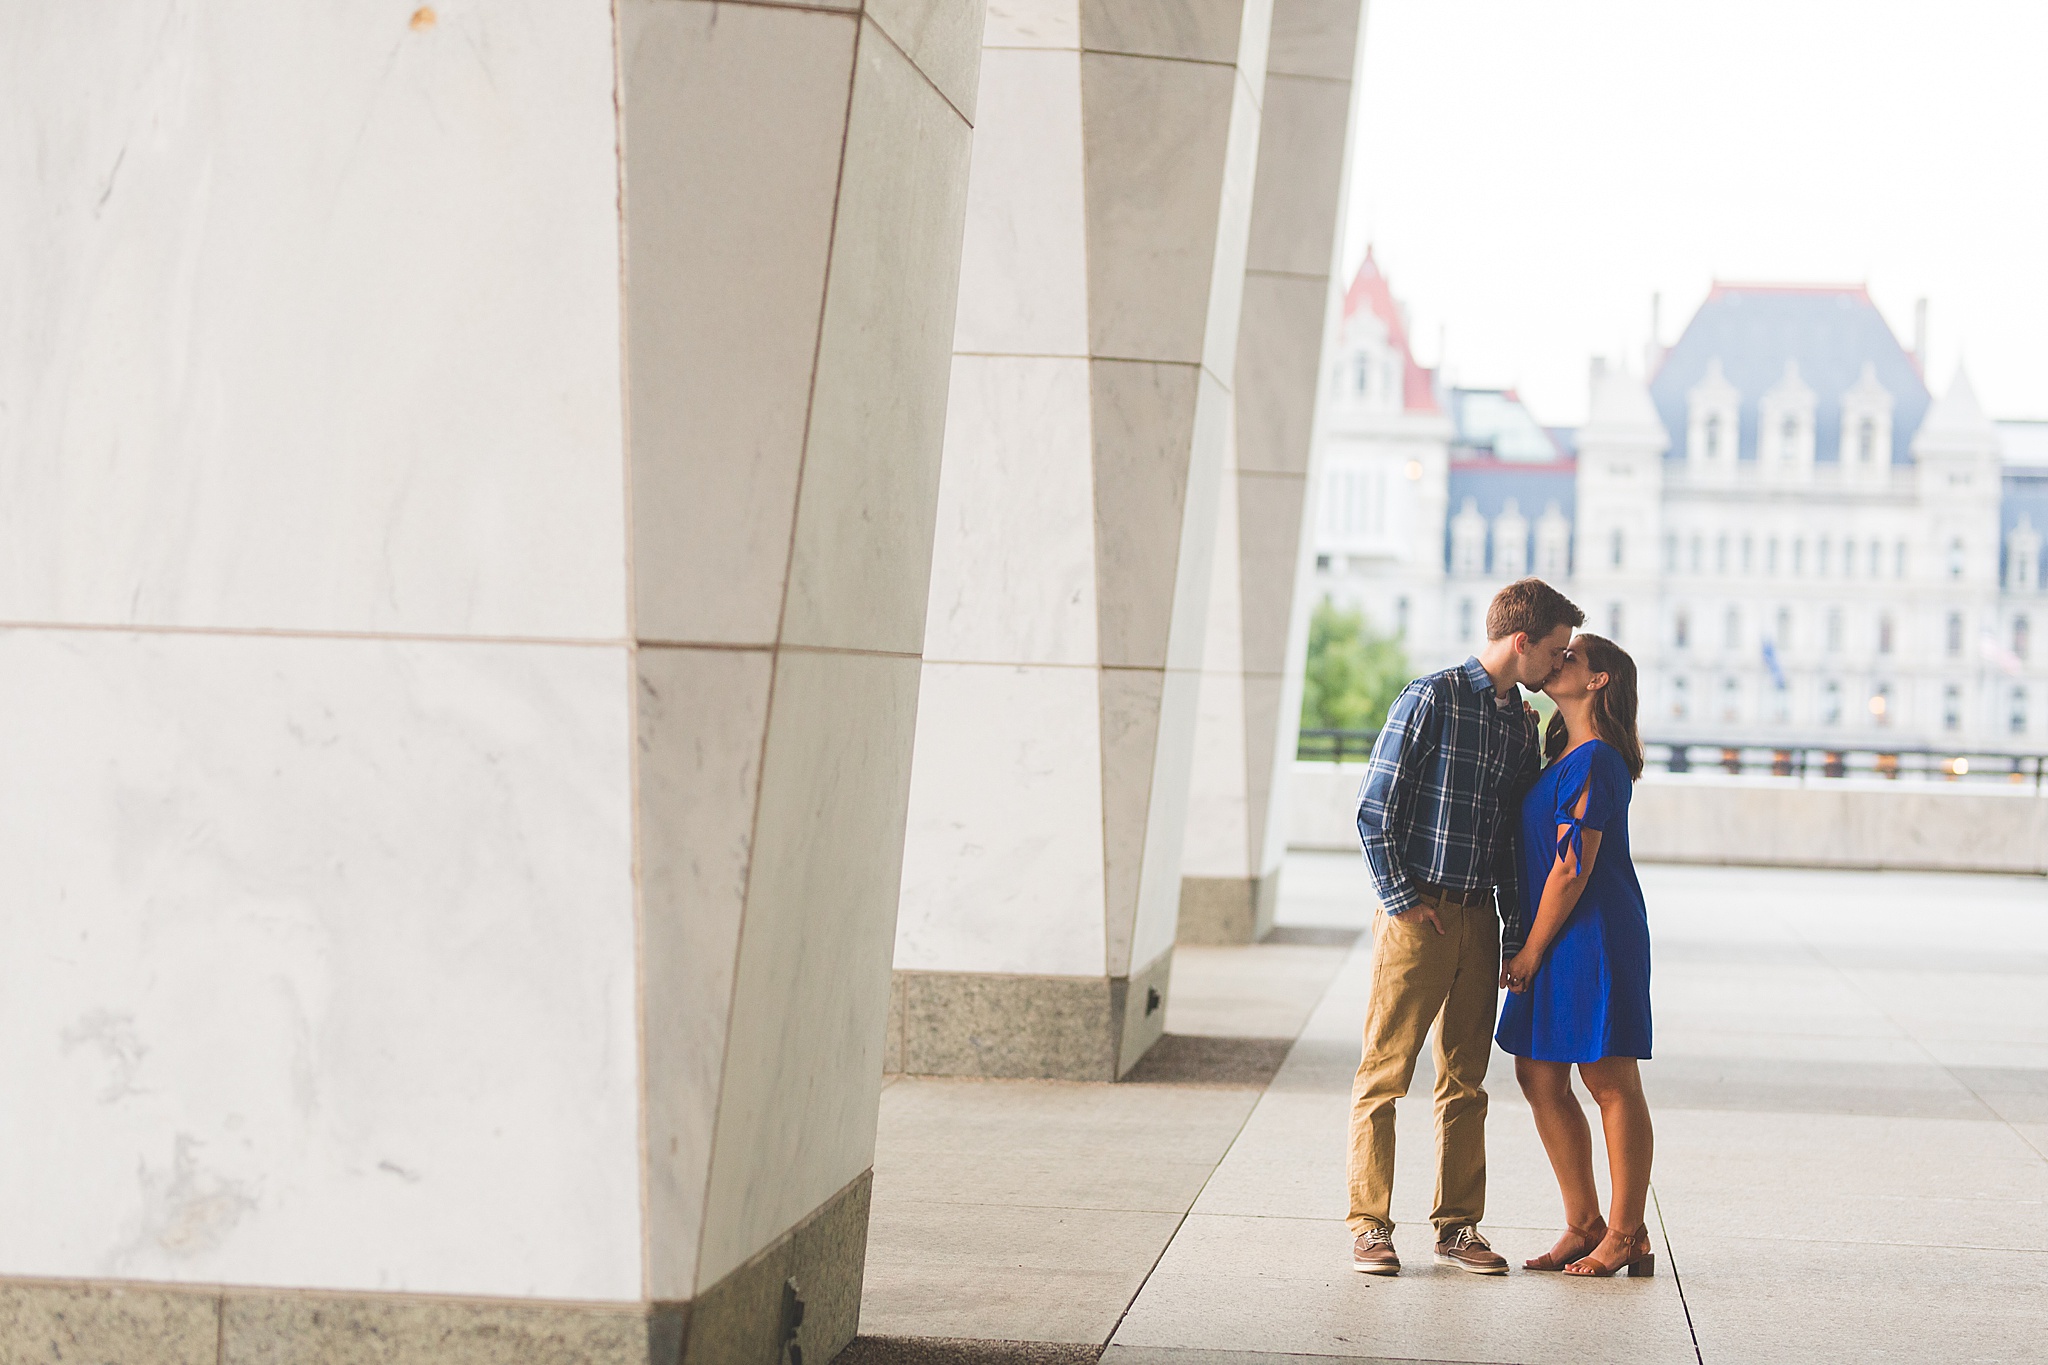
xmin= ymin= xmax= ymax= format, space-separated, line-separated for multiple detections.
xmin=1543 ymin=636 xmax=1598 ymax=702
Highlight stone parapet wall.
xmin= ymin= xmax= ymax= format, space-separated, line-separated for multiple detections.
xmin=1289 ymin=763 xmax=2048 ymax=875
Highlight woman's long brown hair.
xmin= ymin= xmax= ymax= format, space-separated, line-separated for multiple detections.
xmin=1542 ymin=633 xmax=1645 ymax=779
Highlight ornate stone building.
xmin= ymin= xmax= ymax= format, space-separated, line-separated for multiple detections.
xmin=1316 ymin=260 xmax=2048 ymax=749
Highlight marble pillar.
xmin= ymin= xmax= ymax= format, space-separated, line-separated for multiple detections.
xmin=1179 ymin=0 xmax=1369 ymax=943
xmin=892 ymin=0 xmax=1273 ymax=1080
xmin=0 ymin=3 xmax=981 ymax=1363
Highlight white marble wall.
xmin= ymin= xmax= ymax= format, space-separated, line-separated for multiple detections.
xmin=4 ymin=0 xmax=983 ymax=1326
xmin=898 ymin=0 xmax=1274 ymax=1059
xmin=1180 ymin=0 xmax=1368 ymax=934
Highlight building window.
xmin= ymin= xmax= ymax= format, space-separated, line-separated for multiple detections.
xmin=1878 ymin=614 xmax=1895 ymax=655
xmin=1674 ymin=609 xmax=1690 ymax=650
xmin=1776 ymin=607 xmax=1793 ymax=651
xmin=1671 ymin=675 xmax=1690 ymax=721
xmin=1716 ymin=534 xmax=1729 ymax=574
xmin=1943 ymin=684 xmax=1962 ymax=732
xmin=1793 ymin=539 xmax=1806 ymax=575
xmin=1742 ymin=535 xmax=1754 ymax=574
xmin=1768 ymin=538 xmax=1780 ymax=575
xmin=1662 ymin=533 xmax=1678 ymax=573
xmin=1871 ymin=683 xmax=1892 ymax=726
xmin=1818 ymin=537 xmax=1831 ymax=576
xmin=1704 ymin=414 xmax=1722 ymax=460
xmin=1822 ymin=679 xmax=1842 ymax=725
xmin=1868 ymin=540 xmax=1882 ymax=577
xmin=1352 ymin=352 xmax=1370 ymax=395
xmin=1723 ymin=607 xmax=1740 ymax=650
xmin=1689 ymin=535 xmax=1703 ymax=573
xmin=1610 ymin=529 xmax=1625 ymax=570
xmin=1826 ymin=609 xmax=1843 ymax=653
xmin=2015 ymin=615 xmax=2030 ymax=660
xmin=1780 ymin=415 xmax=1800 ymax=463
xmin=2013 ymin=686 xmax=2029 ymax=736
xmin=1858 ymin=418 xmax=1877 ymax=464
xmin=1949 ymin=537 xmax=1966 ymax=579
xmin=1608 ymin=603 xmax=1624 ymax=641
xmin=1895 ymin=541 xmax=1908 ymax=579
xmin=1946 ymin=612 xmax=1964 ymax=657
xmin=1720 ymin=676 xmax=1741 ymax=722
xmin=1459 ymin=597 xmax=1474 ymax=642
xmin=1395 ymin=596 xmax=1410 ymax=637
xmin=1315 ymin=553 xmax=1331 ymax=572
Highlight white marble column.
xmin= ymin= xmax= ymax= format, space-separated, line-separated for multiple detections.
xmin=1179 ymin=0 xmax=1369 ymax=943
xmin=893 ymin=0 xmax=1273 ymax=1080
xmin=0 ymin=3 xmax=982 ymax=1363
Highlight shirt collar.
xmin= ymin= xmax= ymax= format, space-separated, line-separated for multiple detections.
xmin=1462 ymin=655 xmax=1521 ymax=711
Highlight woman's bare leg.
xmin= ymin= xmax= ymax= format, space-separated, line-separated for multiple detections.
xmin=1577 ymin=1056 xmax=1655 ymax=1259
xmin=1515 ymin=1056 xmax=1602 ymax=1258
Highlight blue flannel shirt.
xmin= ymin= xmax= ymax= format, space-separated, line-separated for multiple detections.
xmin=1355 ymin=656 xmax=1542 ymax=950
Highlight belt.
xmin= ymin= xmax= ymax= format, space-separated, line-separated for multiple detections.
xmin=1414 ymin=881 xmax=1493 ymax=909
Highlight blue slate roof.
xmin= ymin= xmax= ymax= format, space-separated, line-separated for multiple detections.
xmin=1444 ymin=461 xmax=1578 ymax=573
xmin=1650 ymin=286 xmax=1930 ymax=465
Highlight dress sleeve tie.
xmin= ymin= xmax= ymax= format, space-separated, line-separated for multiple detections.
xmin=1555 ymin=812 xmax=1585 ymax=872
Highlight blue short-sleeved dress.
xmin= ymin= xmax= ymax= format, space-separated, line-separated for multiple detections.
xmin=1495 ymin=739 xmax=1652 ymax=1063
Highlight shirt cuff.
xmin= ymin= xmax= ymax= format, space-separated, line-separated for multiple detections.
xmin=1378 ymin=879 xmax=1420 ymax=915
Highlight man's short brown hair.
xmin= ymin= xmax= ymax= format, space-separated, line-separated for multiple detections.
xmin=1486 ymin=577 xmax=1585 ymax=643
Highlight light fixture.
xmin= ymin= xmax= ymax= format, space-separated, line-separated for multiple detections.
xmin=1951 ymin=757 xmax=1970 ymax=776
xmin=1867 ymin=694 xmax=1886 ymax=716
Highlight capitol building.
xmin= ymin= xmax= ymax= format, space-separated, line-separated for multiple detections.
xmin=1314 ymin=253 xmax=2048 ymax=751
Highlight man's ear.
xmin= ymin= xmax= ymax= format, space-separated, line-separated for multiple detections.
xmin=1511 ymin=630 xmax=1531 ymax=656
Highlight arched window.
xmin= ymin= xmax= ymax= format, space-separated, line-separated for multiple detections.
xmin=1868 ymin=540 xmax=1882 ymax=577
xmin=1776 ymin=607 xmax=1793 ymax=649
xmin=1858 ymin=418 xmax=1876 ymax=464
xmin=1878 ymin=614 xmax=1894 ymax=655
xmin=1352 ymin=352 xmax=1370 ymax=395
xmin=1610 ymin=529 xmax=1625 ymax=570
xmin=1674 ymin=609 xmax=1690 ymax=650
xmin=1826 ymin=609 xmax=1843 ymax=652
xmin=1723 ymin=607 xmax=1740 ymax=650
xmin=1704 ymin=413 xmax=1722 ymax=460
xmin=1948 ymin=537 xmax=1966 ymax=579
xmin=1946 ymin=611 xmax=1964 ymax=656
xmin=1781 ymin=415 xmax=1800 ymax=462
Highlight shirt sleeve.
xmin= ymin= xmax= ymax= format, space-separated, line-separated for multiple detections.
xmin=1355 ymin=681 xmax=1437 ymax=915
xmin=1493 ymin=707 xmax=1542 ymax=952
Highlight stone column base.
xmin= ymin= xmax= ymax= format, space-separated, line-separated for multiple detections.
xmin=885 ymin=949 xmax=1174 ymax=1081
xmin=1175 ymin=867 xmax=1280 ymax=944
xmin=0 ymin=1174 xmax=871 ymax=1365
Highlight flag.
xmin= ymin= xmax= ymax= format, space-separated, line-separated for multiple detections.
xmin=1761 ymin=638 xmax=1787 ymax=690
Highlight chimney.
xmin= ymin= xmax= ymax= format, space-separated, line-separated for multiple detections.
xmin=1913 ymin=298 xmax=1928 ymax=372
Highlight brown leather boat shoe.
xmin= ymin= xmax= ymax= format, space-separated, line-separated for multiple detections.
xmin=1351 ymin=1226 xmax=1400 ymax=1275
xmin=1434 ymin=1224 xmax=1509 ymax=1275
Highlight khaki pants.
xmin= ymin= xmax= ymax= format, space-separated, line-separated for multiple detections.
xmin=1346 ymin=891 xmax=1500 ymax=1234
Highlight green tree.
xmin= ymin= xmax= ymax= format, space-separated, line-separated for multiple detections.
xmin=1300 ymin=598 xmax=1410 ymax=732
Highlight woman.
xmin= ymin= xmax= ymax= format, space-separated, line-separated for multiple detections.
xmin=1495 ymin=633 xmax=1656 ymax=1278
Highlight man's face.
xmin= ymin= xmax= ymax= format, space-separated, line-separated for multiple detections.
xmin=1517 ymin=624 xmax=1574 ymax=691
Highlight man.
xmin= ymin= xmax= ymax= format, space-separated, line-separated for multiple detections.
xmin=1348 ymin=577 xmax=1583 ymax=1276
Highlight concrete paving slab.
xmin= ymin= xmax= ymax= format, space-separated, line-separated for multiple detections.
xmin=860 ymin=1201 xmax=1187 ymax=1344
xmin=1677 ymin=1234 xmax=2048 ymax=1365
xmin=1167 ymin=944 xmax=1354 ymax=1040
xmin=1106 ymin=1213 xmax=1697 ymax=1365
xmin=875 ymin=1078 xmax=1259 ymax=1214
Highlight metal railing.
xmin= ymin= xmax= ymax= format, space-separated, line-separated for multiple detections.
xmin=1298 ymin=727 xmax=2048 ymax=792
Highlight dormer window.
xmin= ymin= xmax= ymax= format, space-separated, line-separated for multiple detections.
xmin=1759 ymin=359 xmax=1816 ymax=481
xmin=1351 ymin=352 xmax=1370 ymax=396
xmin=1686 ymin=358 xmax=1740 ymax=476
xmin=1838 ymin=362 xmax=1895 ymax=476
xmin=1450 ymin=498 xmax=1487 ymax=576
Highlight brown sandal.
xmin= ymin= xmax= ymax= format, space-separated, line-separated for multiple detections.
xmin=1565 ymin=1225 xmax=1655 ymax=1278
xmin=1523 ymin=1218 xmax=1607 ymax=1271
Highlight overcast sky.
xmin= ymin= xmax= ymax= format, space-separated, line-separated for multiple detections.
xmin=1341 ymin=0 xmax=2048 ymax=427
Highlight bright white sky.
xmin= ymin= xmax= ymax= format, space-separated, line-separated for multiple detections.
xmin=1341 ymin=0 xmax=2048 ymax=427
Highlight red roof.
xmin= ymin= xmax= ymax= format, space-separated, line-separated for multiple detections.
xmin=1343 ymin=247 xmax=1440 ymax=414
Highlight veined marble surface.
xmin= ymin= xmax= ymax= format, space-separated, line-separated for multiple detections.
xmin=0 ymin=629 xmax=642 ymax=1299
xmin=0 ymin=1 xmax=628 ymax=640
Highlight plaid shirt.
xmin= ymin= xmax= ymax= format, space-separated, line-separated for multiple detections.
xmin=1355 ymin=656 xmax=1542 ymax=949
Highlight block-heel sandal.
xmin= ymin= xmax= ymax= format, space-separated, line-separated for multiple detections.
xmin=1564 ymin=1226 xmax=1655 ymax=1278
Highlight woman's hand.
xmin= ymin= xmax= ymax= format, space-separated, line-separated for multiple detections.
xmin=1502 ymin=946 xmax=1543 ymax=993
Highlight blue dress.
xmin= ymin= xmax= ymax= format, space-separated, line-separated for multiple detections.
xmin=1495 ymin=739 xmax=1652 ymax=1063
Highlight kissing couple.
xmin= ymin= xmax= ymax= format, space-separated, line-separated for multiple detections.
xmin=1348 ymin=577 xmax=1657 ymax=1279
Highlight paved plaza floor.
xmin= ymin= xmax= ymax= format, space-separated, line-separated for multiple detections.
xmin=853 ymin=852 xmax=2048 ymax=1364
